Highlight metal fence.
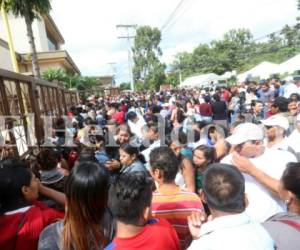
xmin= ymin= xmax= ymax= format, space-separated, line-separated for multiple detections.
xmin=0 ymin=68 xmax=78 ymax=159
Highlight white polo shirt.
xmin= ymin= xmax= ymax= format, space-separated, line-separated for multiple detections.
xmin=221 ymin=148 xmax=297 ymax=222
xmin=188 ymin=212 xmax=274 ymax=250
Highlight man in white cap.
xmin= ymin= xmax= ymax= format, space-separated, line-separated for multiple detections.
xmin=286 ymin=114 xmax=300 ymax=161
xmin=221 ymin=123 xmax=297 ymax=222
xmin=261 ymin=115 xmax=293 ymax=152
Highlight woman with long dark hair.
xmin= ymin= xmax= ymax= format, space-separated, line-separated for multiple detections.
xmin=119 ymin=143 xmax=147 ymax=174
xmin=105 ymin=124 xmax=138 ymax=171
xmin=193 ymin=145 xmax=216 ymax=194
xmin=38 ymin=161 xmax=114 ymax=250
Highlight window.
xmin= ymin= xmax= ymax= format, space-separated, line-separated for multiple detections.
xmin=46 ymin=31 xmax=59 ymax=51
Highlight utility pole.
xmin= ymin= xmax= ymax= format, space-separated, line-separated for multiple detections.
xmin=179 ymin=69 xmax=182 ymax=85
xmin=117 ymin=24 xmax=137 ymax=91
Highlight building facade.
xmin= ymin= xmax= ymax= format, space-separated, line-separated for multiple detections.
xmin=0 ymin=13 xmax=80 ymax=75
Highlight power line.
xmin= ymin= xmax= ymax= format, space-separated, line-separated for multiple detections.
xmin=160 ymin=0 xmax=187 ymax=31
xmin=162 ymin=0 xmax=195 ymax=34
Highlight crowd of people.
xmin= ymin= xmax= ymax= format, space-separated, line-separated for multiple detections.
xmin=1 ymin=76 xmax=300 ymax=250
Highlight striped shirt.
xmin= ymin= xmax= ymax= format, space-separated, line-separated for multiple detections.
xmin=151 ymin=186 xmax=203 ymax=249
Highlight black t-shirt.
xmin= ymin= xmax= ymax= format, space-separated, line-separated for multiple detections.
xmin=212 ymin=101 xmax=227 ymax=120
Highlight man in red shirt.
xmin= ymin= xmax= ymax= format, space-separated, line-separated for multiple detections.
xmin=105 ymin=172 xmax=180 ymax=250
xmin=220 ymin=87 xmax=231 ymax=103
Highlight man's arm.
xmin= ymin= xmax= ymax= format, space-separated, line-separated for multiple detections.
xmin=231 ymin=152 xmax=280 ymax=197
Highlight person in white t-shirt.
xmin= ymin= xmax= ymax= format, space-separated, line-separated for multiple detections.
xmin=127 ymin=111 xmax=146 ymax=140
xmin=221 ymin=123 xmax=297 ymax=222
xmin=283 ymin=80 xmax=298 ymax=99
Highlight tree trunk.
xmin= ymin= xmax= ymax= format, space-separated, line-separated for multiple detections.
xmin=24 ymin=5 xmax=41 ymax=78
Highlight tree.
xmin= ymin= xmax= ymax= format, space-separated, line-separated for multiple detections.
xmin=170 ymin=24 xmax=300 ymax=78
xmin=165 ymin=72 xmax=180 ymax=87
xmin=119 ymin=82 xmax=131 ymax=90
xmin=42 ymin=68 xmax=100 ymax=90
xmin=42 ymin=68 xmax=68 ymax=82
xmin=132 ymin=26 xmax=166 ymax=90
xmin=0 ymin=0 xmax=52 ymax=78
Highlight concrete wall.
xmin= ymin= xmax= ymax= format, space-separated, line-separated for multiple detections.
xmin=22 ymin=60 xmax=67 ymax=75
xmin=0 ymin=40 xmax=14 ymax=71
xmin=0 ymin=13 xmax=49 ymax=53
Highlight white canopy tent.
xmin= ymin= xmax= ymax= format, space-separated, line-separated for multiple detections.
xmin=237 ymin=61 xmax=280 ymax=82
xmin=278 ymin=54 xmax=300 ymax=74
xmin=180 ymin=73 xmax=220 ymax=88
xmin=218 ymin=70 xmax=236 ymax=80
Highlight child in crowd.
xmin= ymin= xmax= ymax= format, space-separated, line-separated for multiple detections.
xmin=0 ymin=158 xmax=64 ymax=250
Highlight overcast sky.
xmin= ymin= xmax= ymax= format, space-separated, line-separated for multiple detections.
xmin=51 ymin=0 xmax=299 ymax=83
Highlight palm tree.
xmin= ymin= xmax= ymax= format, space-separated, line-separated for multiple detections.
xmin=0 ymin=0 xmax=52 ymax=78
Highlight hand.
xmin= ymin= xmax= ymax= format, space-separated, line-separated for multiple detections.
xmin=105 ymin=159 xmax=121 ymax=170
xmin=187 ymin=211 xmax=206 ymax=240
xmin=231 ymin=152 xmax=255 ymax=175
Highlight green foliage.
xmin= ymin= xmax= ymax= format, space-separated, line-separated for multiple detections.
xmin=0 ymin=0 xmax=52 ymax=22
xmin=42 ymin=68 xmax=67 ymax=82
xmin=171 ymin=25 xmax=300 ymax=78
xmin=1 ymin=0 xmax=52 ymax=78
xmin=132 ymin=26 xmax=166 ymax=90
xmin=119 ymin=82 xmax=131 ymax=90
xmin=42 ymin=68 xmax=100 ymax=90
xmin=165 ymin=72 xmax=180 ymax=86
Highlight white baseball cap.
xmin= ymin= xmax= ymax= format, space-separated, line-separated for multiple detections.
xmin=226 ymin=123 xmax=264 ymax=145
xmin=261 ymin=115 xmax=289 ymax=130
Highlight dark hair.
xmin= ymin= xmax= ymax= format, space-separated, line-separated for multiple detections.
xmin=147 ymin=122 xmax=159 ymax=134
xmin=251 ymin=100 xmax=263 ymax=108
xmin=290 ymin=93 xmax=300 ymax=101
xmin=0 ymin=158 xmax=32 ymax=214
xmin=165 ymin=130 xmax=188 ymax=146
xmin=207 ymin=125 xmax=217 ymax=140
xmin=204 ymin=95 xmax=211 ymax=103
xmin=193 ymin=145 xmax=216 ymax=166
xmin=108 ymin=172 xmax=153 ymax=225
xmin=213 ymin=93 xmax=220 ymax=102
xmin=273 ymin=97 xmax=289 ymax=112
xmin=37 ymin=149 xmax=60 ymax=171
xmin=127 ymin=111 xmax=137 ymax=121
xmin=176 ymin=109 xmax=186 ymax=124
xmin=281 ymin=162 xmax=300 ymax=200
xmin=149 ymin=147 xmax=179 ymax=183
xmin=77 ymin=148 xmax=98 ymax=163
xmin=95 ymin=134 xmax=105 ymax=144
xmin=120 ymin=143 xmax=146 ymax=164
xmin=62 ymin=161 xmax=108 ymax=250
xmin=203 ymin=163 xmax=245 ymax=213
xmin=116 ymin=124 xmax=133 ymax=137
xmin=196 ymin=121 xmax=208 ymax=130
